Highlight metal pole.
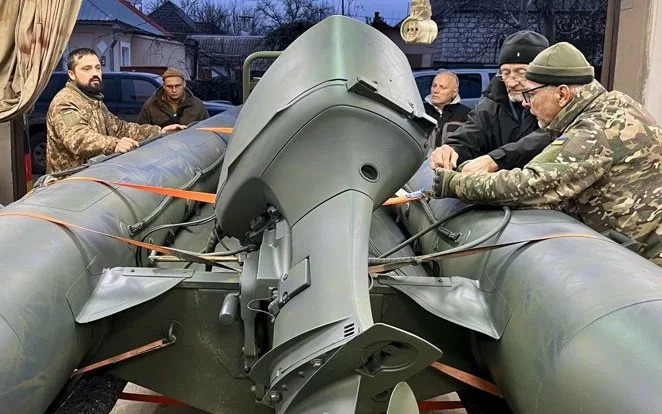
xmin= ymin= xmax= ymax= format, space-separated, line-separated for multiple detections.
xmin=242 ymin=51 xmax=282 ymax=103
xmin=341 ymin=0 xmax=345 ymax=15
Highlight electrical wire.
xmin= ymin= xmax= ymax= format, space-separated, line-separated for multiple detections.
xmin=246 ymin=298 xmax=276 ymax=322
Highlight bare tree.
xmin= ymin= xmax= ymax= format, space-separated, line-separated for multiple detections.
xmin=192 ymin=0 xmax=230 ymax=33
xmin=256 ymin=0 xmax=335 ymax=27
xmin=143 ymin=0 xmax=200 ymax=15
xmin=227 ymin=0 xmax=266 ymax=35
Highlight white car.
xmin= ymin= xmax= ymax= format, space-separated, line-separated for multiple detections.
xmin=413 ymin=68 xmax=498 ymax=109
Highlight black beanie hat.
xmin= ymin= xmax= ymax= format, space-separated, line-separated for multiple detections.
xmin=498 ymin=30 xmax=549 ymax=65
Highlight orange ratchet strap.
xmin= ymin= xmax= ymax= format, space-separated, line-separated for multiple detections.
xmin=71 ymin=338 xmax=173 ymax=377
xmin=431 ymin=361 xmax=503 ymax=398
xmin=47 ymin=176 xmax=416 ymax=207
xmin=196 ymin=127 xmax=234 ymax=134
xmin=383 ymin=195 xmax=423 ymax=206
xmin=58 ymin=176 xmax=217 ymax=204
xmin=0 ymin=211 xmax=217 ymax=266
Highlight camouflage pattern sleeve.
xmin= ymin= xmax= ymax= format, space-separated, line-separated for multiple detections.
xmin=105 ymin=106 xmax=161 ymax=142
xmin=444 ymin=123 xmax=614 ymax=207
xmin=49 ymin=100 xmax=120 ymax=158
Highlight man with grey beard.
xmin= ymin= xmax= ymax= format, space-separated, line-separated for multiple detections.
xmin=429 ymin=30 xmax=552 ymax=173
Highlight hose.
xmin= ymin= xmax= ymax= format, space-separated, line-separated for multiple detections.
xmin=135 ymin=214 xmax=216 ymax=266
xmin=128 ymin=152 xmax=225 ymax=235
xmin=378 ymin=204 xmax=477 ymax=258
xmin=369 ymin=206 xmax=511 ymax=266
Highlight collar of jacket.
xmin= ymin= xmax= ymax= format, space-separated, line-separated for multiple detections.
xmin=424 ymin=93 xmax=463 ymax=113
xmin=483 ymin=76 xmax=511 ymax=105
xmin=66 ymin=80 xmax=104 ymax=102
xmin=546 ymin=80 xmax=606 ymax=135
xmin=156 ymin=86 xmax=193 ymax=108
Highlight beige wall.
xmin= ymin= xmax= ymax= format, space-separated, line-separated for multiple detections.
xmin=643 ymin=0 xmax=662 ymax=121
xmin=613 ymin=0 xmax=662 ymax=122
xmin=67 ymin=27 xmax=186 ymax=76
xmin=131 ymin=35 xmax=188 ymax=78
xmin=0 ymin=122 xmax=14 ymax=205
xmin=67 ymin=26 xmax=132 ymax=72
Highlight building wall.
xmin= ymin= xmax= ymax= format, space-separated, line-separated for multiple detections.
xmin=131 ymin=35 xmax=189 ymax=78
xmin=612 ymin=0 xmax=662 ymax=122
xmin=643 ymin=0 xmax=662 ymax=121
xmin=67 ymin=26 xmax=132 ymax=72
xmin=433 ymin=12 xmax=503 ymax=65
xmin=613 ymin=0 xmax=648 ymax=102
xmin=0 ymin=122 xmax=13 ymax=205
xmin=66 ymin=26 xmax=187 ymax=77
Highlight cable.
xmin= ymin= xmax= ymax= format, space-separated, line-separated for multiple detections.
xmin=246 ymin=298 xmax=276 ymax=322
xmin=379 ymin=204 xmax=477 ymax=258
xmin=369 ymin=206 xmax=511 ymax=266
xmin=135 ymin=214 xmax=216 ymax=266
xmin=201 ymin=245 xmax=257 ymax=256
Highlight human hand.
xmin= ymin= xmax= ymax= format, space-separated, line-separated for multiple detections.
xmin=429 ymin=145 xmax=459 ymax=170
xmin=161 ymin=124 xmax=187 ymax=133
xmin=460 ymin=155 xmax=498 ymax=173
xmin=114 ymin=137 xmax=139 ymax=153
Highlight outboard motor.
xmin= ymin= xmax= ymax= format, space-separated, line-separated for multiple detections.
xmin=215 ymin=16 xmax=440 ymax=413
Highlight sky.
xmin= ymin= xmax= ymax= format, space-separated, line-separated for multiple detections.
xmin=214 ymin=0 xmax=411 ymax=24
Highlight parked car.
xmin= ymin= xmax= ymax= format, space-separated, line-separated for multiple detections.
xmin=413 ymin=68 xmax=498 ymax=109
xmin=28 ymin=71 xmax=234 ymax=174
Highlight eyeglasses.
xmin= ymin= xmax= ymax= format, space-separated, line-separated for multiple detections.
xmin=521 ymin=84 xmax=549 ymax=103
xmin=495 ymin=68 xmax=527 ymax=82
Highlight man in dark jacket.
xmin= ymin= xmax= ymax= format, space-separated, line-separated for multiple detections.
xmin=429 ymin=30 xmax=553 ymax=173
xmin=138 ymin=68 xmax=209 ymax=127
xmin=423 ymin=71 xmax=471 ymax=147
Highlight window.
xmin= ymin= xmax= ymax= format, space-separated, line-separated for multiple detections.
xmin=120 ymin=42 xmax=131 ymax=66
xmin=121 ymin=79 xmax=156 ymax=104
xmin=457 ymin=73 xmax=483 ymax=99
xmin=101 ymin=77 xmax=119 ymax=102
xmin=37 ymin=74 xmax=68 ymax=102
xmin=415 ymin=75 xmax=434 ymax=99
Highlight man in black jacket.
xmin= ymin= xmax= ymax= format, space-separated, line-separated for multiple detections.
xmin=429 ymin=30 xmax=553 ymax=173
xmin=423 ymin=71 xmax=471 ymax=147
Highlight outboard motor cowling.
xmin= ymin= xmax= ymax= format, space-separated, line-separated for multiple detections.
xmin=215 ymin=16 xmax=440 ymax=413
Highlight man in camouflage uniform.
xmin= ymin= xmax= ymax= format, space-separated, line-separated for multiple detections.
xmin=46 ymin=48 xmax=186 ymax=173
xmin=432 ymin=42 xmax=662 ymax=265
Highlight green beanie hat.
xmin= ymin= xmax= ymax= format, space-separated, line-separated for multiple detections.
xmin=525 ymin=42 xmax=594 ymax=85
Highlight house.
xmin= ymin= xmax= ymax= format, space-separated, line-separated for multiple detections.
xmin=186 ymin=35 xmax=268 ymax=81
xmin=64 ymin=0 xmax=189 ymax=77
xmin=148 ymin=1 xmax=268 ymax=81
xmin=147 ymin=1 xmax=222 ymax=42
xmin=429 ymin=0 xmax=606 ymax=68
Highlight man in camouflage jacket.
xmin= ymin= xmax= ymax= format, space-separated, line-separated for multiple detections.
xmin=432 ymin=42 xmax=662 ymax=265
xmin=46 ymin=48 xmax=186 ymax=173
